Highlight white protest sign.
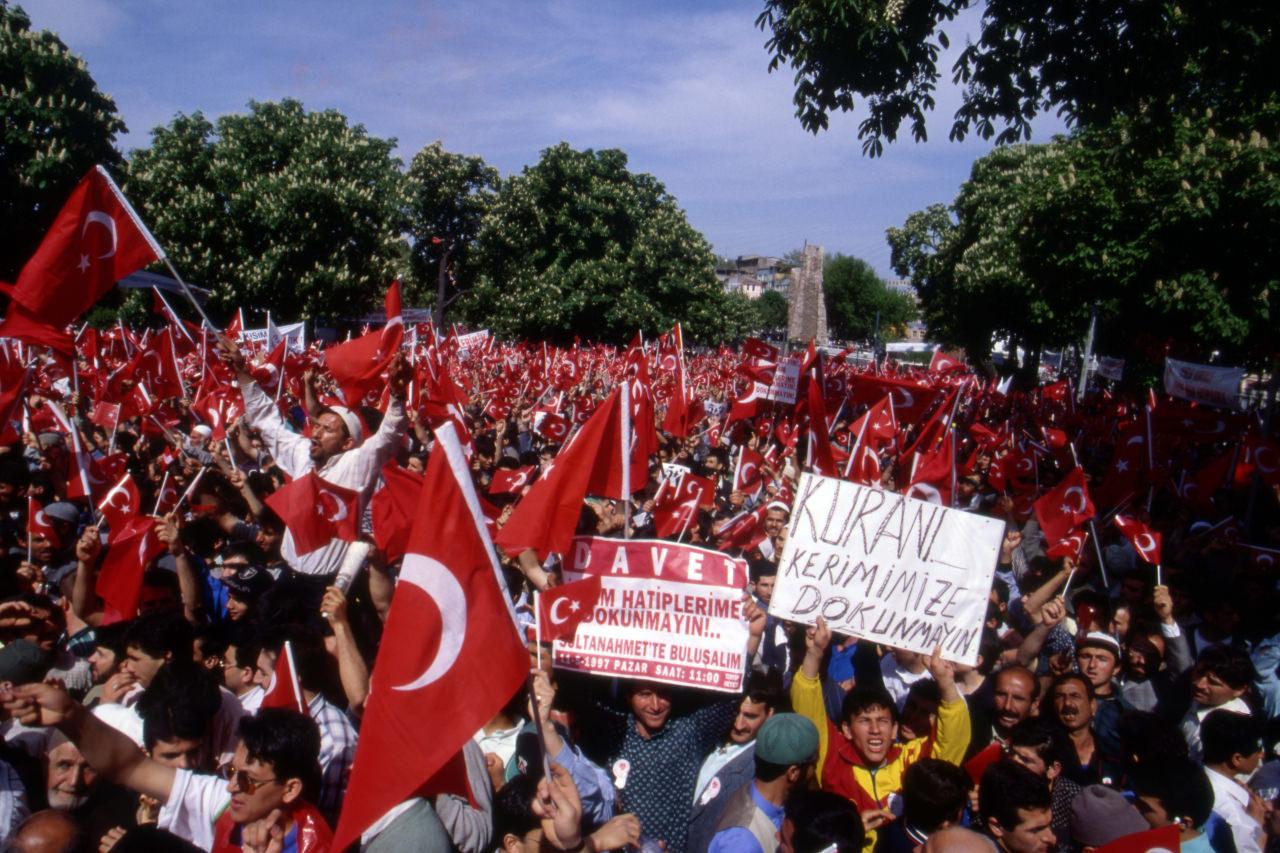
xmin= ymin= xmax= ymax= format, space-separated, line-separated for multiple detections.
xmin=703 ymin=399 xmax=727 ymax=420
xmin=764 ymin=353 xmax=802 ymax=404
xmin=661 ymin=462 xmax=692 ymax=484
xmin=1097 ymin=356 xmax=1125 ymax=382
xmin=241 ymin=322 xmax=305 ymax=352
xmin=456 ymin=329 xmax=490 ymax=351
xmin=558 ymin=536 xmax=750 ymax=692
xmin=770 ymin=473 xmax=1003 ymax=665
xmin=1164 ymin=358 xmax=1243 ymax=409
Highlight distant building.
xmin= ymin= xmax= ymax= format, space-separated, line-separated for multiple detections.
xmin=885 ymin=278 xmax=918 ymax=302
xmin=717 ymin=254 xmax=790 ymax=300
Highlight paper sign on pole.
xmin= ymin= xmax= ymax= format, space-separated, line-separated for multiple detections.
xmin=558 ymin=536 xmax=750 ymax=692
xmin=456 ymin=330 xmax=490 ymax=352
xmin=1097 ymin=356 xmax=1125 ymax=382
xmin=241 ymin=322 xmax=305 ymax=352
xmin=1164 ymin=358 xmax=1243 ymax=409
xmin=765 ymin=353 xmax=802 ymax=404
xmin=770 ymin=473 xmax=1003 ymax=665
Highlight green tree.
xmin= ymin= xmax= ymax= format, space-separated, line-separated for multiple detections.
xmin=404 ymin=141 xmax=499 ymax=326
xmin=823 ymin=254 xmax=916 ymax=342
xmin=756 ymin=0 xmax=1279 ymax=156
xmin=756 ymin=289 xmax=789 ymax=332
xmin=0 ymin=1 xmax=126 ymax=278
xmin=124 ymin=99 xmax=405 ymax=323
xmin=465 ymin=143 xmax=737 ymax=344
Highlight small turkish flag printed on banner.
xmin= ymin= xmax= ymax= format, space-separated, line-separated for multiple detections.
xmin=263 ymin=472 xmax=359 ymax=555
xmin=331 ymin=422 xmax=528 ymax=853
xmin=1114 ymin=514 xmax=1162 ymax=565
xmin=538 ymin=575 xmax=603 ymax=643
xmin=489 ymin=466 xmax=534 ymax=495
xmin=261 ymin=640 xmax=308 ymax=715
xmin=1095 ymin=824 xmax=1180 ymax=853
xmin=10 ymin=166 xmax=161 ymax=328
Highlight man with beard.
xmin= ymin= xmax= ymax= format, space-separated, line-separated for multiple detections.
xmin=1118 ymin=584 xmax=1193 ymax=713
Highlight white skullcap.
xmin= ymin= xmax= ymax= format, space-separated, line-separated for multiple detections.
xmin=326 ymin=405 xmax=364 ymax=443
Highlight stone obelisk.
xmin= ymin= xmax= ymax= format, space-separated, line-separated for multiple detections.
xmin=787 ymin=244 xmax=828 ymax=345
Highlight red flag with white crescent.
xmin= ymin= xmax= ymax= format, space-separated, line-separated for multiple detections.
xmin=1114 ymin=514 xmax=1162 ymax=565
xmin=331 ymin=423 xmax=527 ymax=853
xmin=538 ymin=575 xmax=603 ymax=642
xmin=262 ymin=472 xmax=359 ymax=555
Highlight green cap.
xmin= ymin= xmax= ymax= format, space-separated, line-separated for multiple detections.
xmin=755 ymin=712 xmax=819 ymax=766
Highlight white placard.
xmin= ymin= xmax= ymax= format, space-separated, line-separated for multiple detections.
xmin=1164 ymin=357 xmax=1243 ymax=409
xmin=770 ymin=473 xmax=1003 ymax=665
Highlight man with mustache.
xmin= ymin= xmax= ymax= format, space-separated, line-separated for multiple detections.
xmin=1048 ymin=673 xmax=1119 ymax=787
xmin=966 ymin=665 xmax=1038 ymax=760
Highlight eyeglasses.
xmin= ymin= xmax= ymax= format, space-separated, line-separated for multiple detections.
xmin=219 ymin=764 xmax=279 ymax=794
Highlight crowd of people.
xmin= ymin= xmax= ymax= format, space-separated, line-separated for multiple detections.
xmin=0 ymin=313 xmax=1277 ymax=853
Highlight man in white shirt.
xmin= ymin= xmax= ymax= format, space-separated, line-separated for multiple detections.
xmin=3 ymin=683 xmax=331 ymax=851
xmin=1179 ymin=645 xmax=1257 ymax=761
xmin=1201 ymin=709 xmax=1266 ymax=853
xmin=218 ymin=336 xmax=410 ymax=581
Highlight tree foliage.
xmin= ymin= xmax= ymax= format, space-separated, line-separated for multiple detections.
xmin=822 ymin=254 xmax=916 ymax=342
xmin=403 ymin=141 xmax=498 ymax=324
xmin=465 ymin=143 xmax=748 ymax=344
xmin=124 ymin=99 xmax=406 ymax=323
xmin=756 ymin=0 xmax=1280 ymax=156
xmin=888 ymin=110 xmax=1280 ymax=368
xmin=755 ymin=289 xmax=789 ymax=332
xmin=0 ymin=1 xmax=125 ymax=279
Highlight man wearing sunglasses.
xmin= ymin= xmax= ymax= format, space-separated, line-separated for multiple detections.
xmin=2 ymin=682 xmax=331 ymax=852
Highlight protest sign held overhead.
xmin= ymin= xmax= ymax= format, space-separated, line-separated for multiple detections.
xmin=558 ymin=536 xmax=750 ymax=693
xmin=770 ymin=472 xmax=1004 ymax=665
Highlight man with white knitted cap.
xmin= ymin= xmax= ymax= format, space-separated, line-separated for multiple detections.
xmin=216 ymin=335 xmax=410 ymax=583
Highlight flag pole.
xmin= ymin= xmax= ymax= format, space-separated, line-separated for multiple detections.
xmin=534 ymin=591 xmax=543 ymax=671
xmin=153 ymin=470 xmax=172 ymax=515
xmin=621 ymin=383 xmax=632 ymax=539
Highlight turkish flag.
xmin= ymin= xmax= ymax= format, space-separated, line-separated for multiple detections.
xmin=928 ymin=350 xmax=964 ymax=374
xmin=325 ymin=281 xmax=402 ymax=404
xmin=1033 ymin=468 xmax=1096 ymax=544
xmin=495 ymin=388 xmax=629 ymax=560
xmin=1045 ymin=527 xmax=1089 ymax=561
xmin=1095 ymin=825 xmax=1180 ymax=853
xmin=331 ymin=422 xmax=527 ymax=853
xmin=10 ymin=166 xmax=160 ymax=328
xmin=97 ymin=473 xmax=142 ymax=540
xmin=26 ymin=498 xmax=60 ymax=550
xmin=734 ymin=447 xmax=765 ymax=497
xmin=535 ymin=412 xmax=570 ymax=443
xmin=716 ymin=504 xmax=768 ymax=551
xmin=538 ymin=575 xmax=602 ymax=643
xmin=96 ymin=515 xmax=165 ymax=624
xmin=0 ymin=361 xmax=29 ymax=443
xmin=653 ymin=472 xmax=714 ymax=538
xmin=263 ymin=472 xmax=359 ymax=555
xmin=261 ymin=640 xmax=308 ymax=715
xmin=371 ymin=463 xmax=424 ymax=566
xmin=742 ymin=338 xmax=779 ymax=362
xmin=88 ymin=400 xmax=121 ymax=432
xmin=0 ymin=297 xmax=75 ymax=358
xmin=906 ymin=436 xmax=955 ymax=506
xmin=1114 ymin=514 xmax=1162 ymax=564
xmin=804 ymin=372 xmax=840 ymax=478
xmin=489 ymin=466 xmax=535 ymax=495
xmin=963 ymin=742 xmax=1003 ymax=785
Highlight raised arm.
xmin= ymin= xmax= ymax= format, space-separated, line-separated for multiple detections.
xmin=2 ymin=683 xmax=176 ymax=803
xmin=155 ymin=514 xmax=203 ymax=624
xmin=71 ymin=525 xmax=103 ymax=625
xmin=217 ymin=336 xmax=312 ymax=478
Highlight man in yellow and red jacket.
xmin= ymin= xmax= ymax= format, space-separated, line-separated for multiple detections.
xmin=790 ymin=618 xmax=971 ymax=848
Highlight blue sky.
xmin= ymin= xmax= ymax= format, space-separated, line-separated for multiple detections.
xmin=20 ymin=0 xmax=1064 ymax=277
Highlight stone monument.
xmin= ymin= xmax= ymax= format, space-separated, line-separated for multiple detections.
xmin=787 ymin=243 xmax=828 ymax=345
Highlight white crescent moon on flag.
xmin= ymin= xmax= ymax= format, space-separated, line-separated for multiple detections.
xmin=1135 ymin=533 xmax=1157 ymax=558
xmin=740 ymin=462 xmax=758 ymax=484
xmin=102 ymin=480 xmax=133 ymax=512
xmin=82 ymin=211 xmax=117 ymax=259
xmin=393 ymin=554 xmax=467 ymax=691
xmin=893 ymin=389 xmax=915 ymax=409
xmin=549 ymin=596 xmax=573 ymax=625
xmin=1255 ymin=447 xmax=1278 ymax=473
xmin=317 ymin=489 xmax=348 ymax=522
xmin=34 ymin=510 xmax=49 ymax=529
xmin=1062 ymin=486 xmax=1087 ymax=514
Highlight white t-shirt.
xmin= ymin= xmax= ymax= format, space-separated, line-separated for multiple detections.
xmin=160 ymin=767 xmax=231 ymax=851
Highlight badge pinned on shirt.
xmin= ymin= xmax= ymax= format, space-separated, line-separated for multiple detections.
xmin=698 ymin=776 xmax=721 ymax=805
xmin=612 ymin=758 xmax=631 ymax=790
